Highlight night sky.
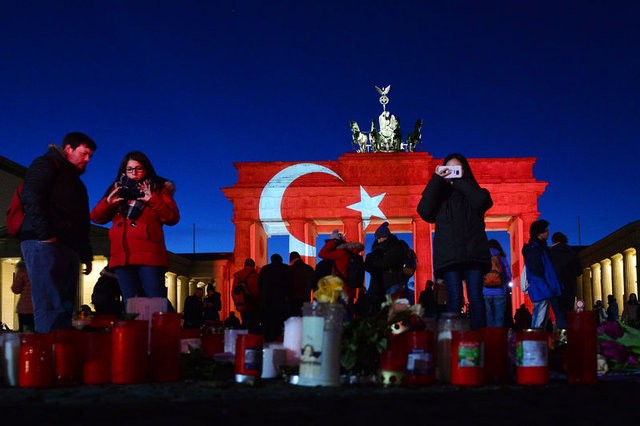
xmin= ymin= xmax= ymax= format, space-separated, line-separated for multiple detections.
xmin=2 ymin=1 xmax=638 ymax=259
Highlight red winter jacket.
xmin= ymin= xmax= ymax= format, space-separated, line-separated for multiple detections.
xmin=90 ymin=183 xmax=179 ymax=268
xmin=318 ymin=238 xmax=364 ymax=300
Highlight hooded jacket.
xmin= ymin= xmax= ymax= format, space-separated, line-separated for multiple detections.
xmin=364 ymin=234 xmax=407 ymax=290
xmin=90 ymin=181 xmax=179 ymax=268
xmin=20 ymin=145 xmax=93 ymax=264
xmin=417 ymin=173 xmax=493 ymax=276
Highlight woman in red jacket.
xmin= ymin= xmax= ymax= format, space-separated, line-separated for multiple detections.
xmin=318 ymin=229 xmax=364 ymax=303
xmin=90 ymin=151 xmax=180 ymax=303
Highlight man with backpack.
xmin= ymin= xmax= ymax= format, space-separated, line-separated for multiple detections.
xmin=232 ymin=258 xmax=260 ymax=332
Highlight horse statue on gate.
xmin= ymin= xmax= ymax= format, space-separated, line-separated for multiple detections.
xmin=350 ymin=121 xmax=369 ymax=153
xmin=405 ymin=119 xmax=423 ymax=152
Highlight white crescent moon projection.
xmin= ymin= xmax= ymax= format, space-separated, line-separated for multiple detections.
xmin=259 ymin=163 xmax=343 ymax=257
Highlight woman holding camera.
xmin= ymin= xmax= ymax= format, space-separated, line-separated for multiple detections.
xmin=90 ymin=151 xmax=180 ymax=303
xmin=417 ymin=153 xmax=493 ymax=330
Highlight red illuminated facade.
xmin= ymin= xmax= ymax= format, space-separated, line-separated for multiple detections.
xmin=222 ymin=152 xmax=547 ymax=310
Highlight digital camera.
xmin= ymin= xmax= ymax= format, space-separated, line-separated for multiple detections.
xmin=117 ymin=175 xmax=144 ymax=200
xmin=436 ymin=165 xmax=462 ymax=178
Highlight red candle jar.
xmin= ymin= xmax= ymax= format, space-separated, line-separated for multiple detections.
xmin=405 ymin=330 xmax=435 ymax=385
xmin=235 ymin=334 xmax=263 ymax=384
xmin=89 ymin=314 xmax=117 ymax=329
xmin=83 ymin=329 xmax=112 ymax=385
xmin=450 ymin=330 xmax=484 ymax=386
xmin=150 ymin=312 xmax=182 ymax=382
xmin=566 ymin=311 xmax=597 ymax=384
xmin=378 ymin=349 xmax=406 ymax=386
xmin=19 ymin=333 xmax=54 ymax=388
xmin=516 ymin=329 xmax=549 ymax=385
xmin=482 ymin=327 xmax=509 ymax=384
xmin=111 ymin=320 xmax=149 ymax=384
xmin=54 ymin=329 xmax=85 ymax=385
xmin=201 ymin=332 xmax=224 ymax=357
xmin=180 ymin=328 xmax=202 ymax=354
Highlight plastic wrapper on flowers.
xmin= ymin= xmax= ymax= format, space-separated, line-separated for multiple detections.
xmin=597 ymin=320 xmax=640 ymax=374
xmin=314 ymin=275 xmax=346 ymax=304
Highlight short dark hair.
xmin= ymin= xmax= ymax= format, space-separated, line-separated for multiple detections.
xmin=529 ymin=219 xmax=550 ymax=240
xmin=289 ymin=251 xmax=301 ymax=262
xmin=551 ymin=232 xmax=568 ymax=244
xmin=62 ymin=132 xmax=97 ymax=151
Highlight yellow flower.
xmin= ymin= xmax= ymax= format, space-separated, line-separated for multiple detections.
xmin=314 ymin=275 xmax=344 ymax=303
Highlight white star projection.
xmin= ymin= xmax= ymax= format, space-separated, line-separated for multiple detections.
xmin=347 ymin=186 xmax=387 ymax=229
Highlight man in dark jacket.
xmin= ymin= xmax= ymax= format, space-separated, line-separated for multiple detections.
xmin=203 ymin=282 xmax=222 ymax=323
xmin=91 ymin=266 xmax=123 ymax=316
xmin=183 ymin=286 xmax=205 ymax=329
xmin=258 ymin=254 xmax=293 ymax=342
xmin=20 ymin=132 xmax=96 ymax=333
xmin=549 ymin=232 xmax=582 ymax=312
xmin=364 ymin=222 xmax=407 ymax=315
xmin=288 ymin=251 xmax=314 ymax=317
xmin=233 ymin=258 xmax=260 ymax=331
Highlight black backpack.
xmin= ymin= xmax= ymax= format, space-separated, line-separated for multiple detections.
xmin=403 ymin=247 xmax=418 ymax=278
xmin=232 ymin=270 xmax=255 ymax=312
xmin=313 ymin=259 xmax=335 ymax=290
xmin=344 ymin=251 xmax=365 ymax=289
xmin=313 ymin=251 xmax=365 ymax=290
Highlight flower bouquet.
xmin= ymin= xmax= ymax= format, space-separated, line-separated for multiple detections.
xmin=597 ymin=320 xmax=640 ymax=375
xmin=340 ymin=294 xmax=424 ymax=379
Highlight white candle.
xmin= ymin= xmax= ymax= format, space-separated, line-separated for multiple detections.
xmin=283 ymin=316 xmax=302 ymax=366
xmin=224 ymin=329 xmax=248 ymax=355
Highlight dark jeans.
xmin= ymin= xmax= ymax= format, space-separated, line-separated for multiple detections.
xmin=115 ymin=265 xmax=167 ymax=302
xmin=17 ymin=313 xmax=35 ymax=332
xmin=21 ymin=240 xmax=79 ymax=333
xmin=443 ymin=268 xmax=486 ymax=329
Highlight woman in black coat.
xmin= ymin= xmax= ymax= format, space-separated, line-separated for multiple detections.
xmin=417 ymin=153 xmax=493 ymax=329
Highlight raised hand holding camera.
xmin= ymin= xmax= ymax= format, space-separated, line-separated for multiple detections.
xmin=436 ymin=165 xmax=462 ymax=179
xmin=117 ymin=175 xmax=145 ymax=200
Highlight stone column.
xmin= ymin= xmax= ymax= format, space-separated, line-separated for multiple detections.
xmin=413 ymin=217 xmax=432 ymax=298
xmin=623 ymin=248 xmax=638 ymax=297
xmin=343 ymin=219 xmax=363 ymax=245
xmin=591 ymin=263 xmax=602 ymax=304
xmin=509 ymin=216 xmax=528 ymax=310
xmin=612 ymin=253 xmax=624 ymax=308
xmin=233 ymin=219 xmax=269 ymax=274
xmin=288 ymin=219 xmax=319 ymax=266
xmin=601 ymin=259 xmax=613 ymax=302
xmin=176 ymin=276 xmax=189 ymax=313
xmin=582 ymin=267 xmax=593 ymax=310
xmin=166 ymin=272 xmax=177 ymax=312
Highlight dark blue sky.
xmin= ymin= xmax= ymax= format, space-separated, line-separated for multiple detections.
xmin=2 ymin=1 xmax=638 ymax=256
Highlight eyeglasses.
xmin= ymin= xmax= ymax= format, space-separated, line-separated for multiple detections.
xmin=126 ymin=167 xmax=145 ymax=173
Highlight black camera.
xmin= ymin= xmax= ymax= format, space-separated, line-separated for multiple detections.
xmin=117 ymin=175 xmax=144 ymax=200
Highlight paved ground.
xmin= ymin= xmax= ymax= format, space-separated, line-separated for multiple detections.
xmin=0 ymin=374 xmax=636 ymax=425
